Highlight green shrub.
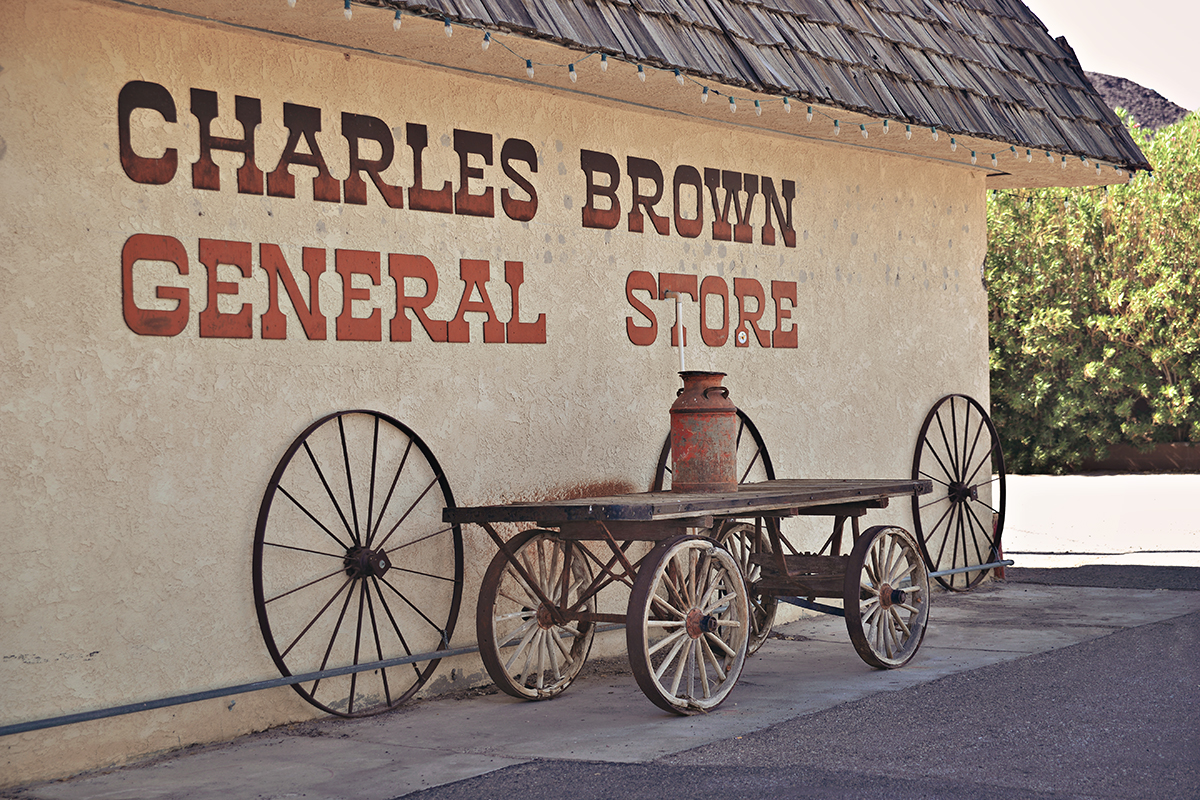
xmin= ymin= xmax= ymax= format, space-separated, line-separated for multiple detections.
xmin=986 ymin=111 xmax=1200 ymax=473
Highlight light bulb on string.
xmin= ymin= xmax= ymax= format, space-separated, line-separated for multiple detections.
xmin=1046 ymin=151 xmax=1053 ymax=163
xmin=729 ymin=96 xmax=736 ymax=113
xmin=443 ymin=17 xmax=452 ymax=36
xmin=860 ymin=124 xmax=867 ymax=138
xmin=526 ymin=59 xmax=534 ymax=79
xmin=783 ymin=97 xmax=792 ymax=113
xmin=834 ymin=119 xmax=841 ymax=135
xmin=755 ymin=100 xmax=762 ymax=116
xmin=931 ymin=127 xmax=938 ymax=141
xmin=883 ymin=119 xmax=890 ymax=133
xmin=905 ymin=124 xmax=912 ymax=140
xmin=343 ymin=0 xmax=351 ymax=20
xmin=991 ymin=154 xmax=997 ymax=167
xmin=1010 ymin=146 xmax=1017 ymax=159
xmin=1026 ymin=149 xmax=1032 ymax=162
xmin=701 ymin=86 xmax=709 ymax=104
xmin=600 ymin=54 xmax=608 ymax=72
xmin=1096 ymin=163 xmax=1102 ymax=176
xmin=287 ymin=0 xmax=295 ymax=8
xmin=950 ymin=137 xmax=957 ymax=151
xmin=1061 ymin=156 xmax=1067 ymax=169
xmin=637 ymin=65 xmax=646 ymax=82
xmin=393 ymin=10 xmax=401 ymax=29
xmin=970 ymin=151 xmax=976 ymax=165
xmin=674 ymin=69 xmax=684 ymax=86
xmin=568 ymin=63 xmax=576 ymax=82
xmin=806 ymin=106 xmax=813 ymax=122
xmin=481 ymin=32 xmax=490 ymax=49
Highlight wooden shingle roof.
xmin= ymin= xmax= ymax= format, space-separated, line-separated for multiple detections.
xmin=376 ymin=0 xmax=1149 ymax=171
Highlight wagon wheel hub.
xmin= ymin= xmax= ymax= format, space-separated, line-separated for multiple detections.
xmin=947 ymin=481 xmax=978 ymax=505
xmin=535 ymin=603 xmax=557 ymax=630
xmin=685 ymin=608 xmax=717 ymax=638
xmin=344 ymin=547 xmax=391 ymax=579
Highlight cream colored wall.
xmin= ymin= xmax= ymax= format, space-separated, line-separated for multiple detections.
xmin=0 ymin=0 xmax=988 ymax=785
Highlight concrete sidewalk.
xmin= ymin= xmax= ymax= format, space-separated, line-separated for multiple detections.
xmin=9 ymin=473 xmax=1200 ymax=799
xmin=11 ymin=575 xmax=1200 ymax=799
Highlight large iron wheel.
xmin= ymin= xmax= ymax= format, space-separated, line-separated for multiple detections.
xmin=844 ymin=525 xmax=930 ymax=669
xmin=651 ymin=408 xmax=775 ymax=490
xmin=715 ymin=522 xmax=777 ymax=655
xmin=253 ymin=409 xmax=463 ymax=717
xmin=911 ymin=394 xmax=1006 ymax=590
xmin=627 ymin=534 xmax=749 ymax=715
xmin=476 ymin=530 xmax=596 ymax=700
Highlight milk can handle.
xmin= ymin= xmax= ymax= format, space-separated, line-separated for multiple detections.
xmin=703 ymin=387 xmax=730 ymax=399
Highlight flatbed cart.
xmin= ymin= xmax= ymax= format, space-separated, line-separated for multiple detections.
xmin=444 ymin=477 xmax=931 ymax=714
xmin=251 ymin=395 xmax=1004 ymax=718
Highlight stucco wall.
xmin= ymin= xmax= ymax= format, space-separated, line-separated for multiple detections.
xmin=0 ymin=0 xmax=989 ymax=785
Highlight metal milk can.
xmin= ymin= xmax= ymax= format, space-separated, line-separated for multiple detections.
xmin=669 ymin=371 xmax=737 ymax=493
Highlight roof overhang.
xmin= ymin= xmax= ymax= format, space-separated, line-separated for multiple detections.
xmin=101 ymin=0 xmax=1143 ymax=189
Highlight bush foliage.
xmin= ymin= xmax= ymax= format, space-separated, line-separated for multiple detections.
xmin=986 ymin=111 xmax=1200 ymax=473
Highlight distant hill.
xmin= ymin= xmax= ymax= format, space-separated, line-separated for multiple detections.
xmin=1085 ymin=72 xmax=1190 ymax=130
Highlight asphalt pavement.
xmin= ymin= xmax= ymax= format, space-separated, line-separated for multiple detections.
xmin=8 ymin=475 xmax=1200 ymax=799
xmin=405 ymin=567 xmax=1200 ymax=800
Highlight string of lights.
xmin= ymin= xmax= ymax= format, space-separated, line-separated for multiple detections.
xmin=300 ymin=0 xmax=1128 ymax=179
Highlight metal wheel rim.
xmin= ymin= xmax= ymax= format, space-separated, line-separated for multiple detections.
xmin=476 ymin=530 xmax=596 ymax=700
xmin=844 ymin=526 xmax=929 ymax=669
xmin=627 ymin=535 xmax=749 ymax=715
xmin=716 ymin=522 xmax=777 ymax=655
xmin=252 ymin=409 xmax=464 ymax=717
xmin=911 ymin=394 xmax=1007 ymax=591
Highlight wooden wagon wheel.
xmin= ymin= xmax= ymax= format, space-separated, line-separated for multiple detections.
xmin=713 ymin=522 xmax=777 ymax=655
xmin=476 ymin=530 xmax=596 ymax=700
xmin=627 ymin=534 xmax=750 ymax=715
xmin=652 ymin=409 xmax=778 ymax=653
xmin=911 ymin=394 xmax=1007 ymax=590
xmin=253 ymin=409 xmax=464 ymax=717
xmin=844 ymin=525 xmax=930 ymax=669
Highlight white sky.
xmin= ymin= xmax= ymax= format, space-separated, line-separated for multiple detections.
xmin=1022 ymin=0 xmax=1199 ymax=111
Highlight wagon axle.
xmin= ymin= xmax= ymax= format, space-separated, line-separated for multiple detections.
xmin=685 ymin=608 xmax=720 ymax=638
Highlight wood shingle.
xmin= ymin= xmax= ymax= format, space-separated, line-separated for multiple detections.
xmin=383 ymin=0 xmax=1149 ymax=169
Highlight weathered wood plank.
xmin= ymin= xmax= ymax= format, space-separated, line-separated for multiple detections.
xmin=445 ymin=478 xmax=931 ymax=525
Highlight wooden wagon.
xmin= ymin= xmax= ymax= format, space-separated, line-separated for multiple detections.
xmin=251 ymin=395 xmax=1005 ymax=715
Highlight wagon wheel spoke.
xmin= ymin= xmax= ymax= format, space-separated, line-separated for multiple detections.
xmin=279 ymin=577 xmax=354 ymax=659
xmin=367 ymin=439 xmax=413 ymax=547
xmin=304 ymin=581 xmax=358 ymax=698
xmin=370 ymin=577 xmax=423 ymax=680
xmin=363 ymin=583 xmax=394 ymax=706
xmin=302 ymin=440 xmax=359 ymax=547
xmin=277 ymin=485 xmax=354 ymax=552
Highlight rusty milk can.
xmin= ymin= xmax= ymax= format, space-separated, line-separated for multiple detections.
xmin=669 ymin=371 xmax=737 ymax=493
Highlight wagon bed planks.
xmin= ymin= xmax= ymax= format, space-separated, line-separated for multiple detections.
xmin=444 ymin=477 xmax=931 ymax=524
